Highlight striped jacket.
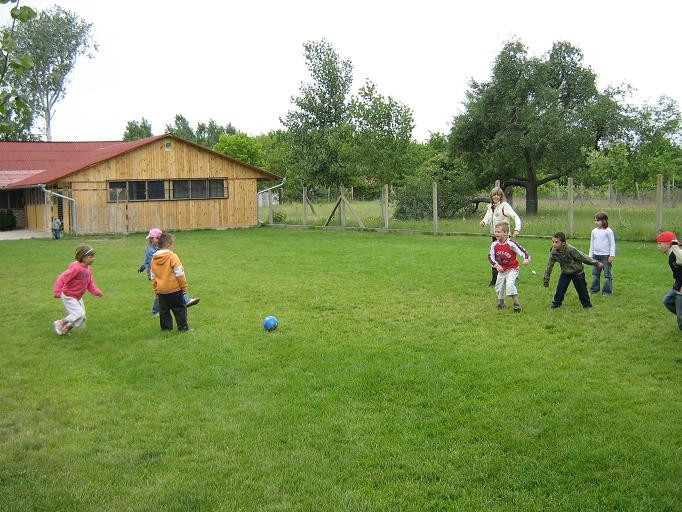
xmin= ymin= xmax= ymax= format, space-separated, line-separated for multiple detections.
xmin=488 ymin=238 xmax=529 ymax=271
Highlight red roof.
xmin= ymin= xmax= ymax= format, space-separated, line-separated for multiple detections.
xmin=0 ymin=134 xmax=282 ymax=188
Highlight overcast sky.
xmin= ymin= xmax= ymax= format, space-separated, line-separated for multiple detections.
xmin=8 ymin=0 xmax=682 ymax=142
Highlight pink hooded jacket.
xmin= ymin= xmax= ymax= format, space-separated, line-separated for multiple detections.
xmin=54 ymin=261 xmax=103 ymax=300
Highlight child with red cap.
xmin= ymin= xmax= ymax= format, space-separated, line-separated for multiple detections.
xmin=656 ymin=231 xmax=682 ymax=330
xmin=138 ymin=228 xmax=199 ymax=315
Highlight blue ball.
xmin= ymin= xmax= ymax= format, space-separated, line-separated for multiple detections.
xmin=263 ymin=315 xmax=278 ymax=332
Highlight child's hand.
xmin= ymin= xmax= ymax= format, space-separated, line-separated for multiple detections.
xmin=513 ymin=230 xmax=520 ymax=237
xmin=495 ymin=264 xmax=503 ymax=271
xmin=522 ymin=258 xmax=529 ymax=265
xmin=607 ymin=256 xmax=614 ymax=263
xmin=480 ymin=221 xmax=486 ymax=227
xmin=137 ymin=264 xmax=146 ymax=273
xmin=543 ymin=281 xmax=549 ymax=288
xmin=597 ymin=261 xmax=604 ymax=268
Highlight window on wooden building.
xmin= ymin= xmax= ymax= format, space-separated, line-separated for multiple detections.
xmin=172 ymin=180 xmax=189 ymax=199
xmin=209 ymin=179 xmax=226 ymax=198
xmin=108 ymin=182 xmax=128 ymax=201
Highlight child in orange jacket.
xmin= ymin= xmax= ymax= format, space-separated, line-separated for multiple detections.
xmin=150 ymin=233 xmax=192 ymax=332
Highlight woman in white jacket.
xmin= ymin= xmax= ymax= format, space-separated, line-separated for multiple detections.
xmin=480 ymin=187 xmax=522 ymax=286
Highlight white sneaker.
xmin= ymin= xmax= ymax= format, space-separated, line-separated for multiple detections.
xmin=53 ymin=320 xmax=64 ymax=335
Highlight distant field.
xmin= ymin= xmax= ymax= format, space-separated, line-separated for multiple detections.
xmin=1 ymin=228 xmax=681 ymax=511
xmin=262 ymin=196 xmax=682 ymax=241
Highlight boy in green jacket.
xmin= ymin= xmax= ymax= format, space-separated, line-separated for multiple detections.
xmin=543 ymin=232 xmax=603 ymax=309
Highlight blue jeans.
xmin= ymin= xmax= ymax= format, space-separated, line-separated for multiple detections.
xmin=662 ymin=289 xmax=682 ymax=330
xmin=590 ymin=255 xmax=612 ymax=295
xmin=152 ymin=292 xmax=191 ymax=314
xmin=53 ymin=228 xmax=61 ymax=240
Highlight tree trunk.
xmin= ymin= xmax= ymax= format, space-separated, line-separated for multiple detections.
xmin=525 ymin=184 xmax=539 ymax=214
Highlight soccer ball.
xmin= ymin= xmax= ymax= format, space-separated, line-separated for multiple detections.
xmin=263 ymin=315 xmax=278 ymax=332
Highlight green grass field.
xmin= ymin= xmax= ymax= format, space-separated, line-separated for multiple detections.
xmin=264 ymin=197 xmax=682 ymax=241
xmin=1 ymin=228 xmax=681 ymax=511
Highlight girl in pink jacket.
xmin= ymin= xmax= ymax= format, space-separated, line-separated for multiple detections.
xmin=53 ymin=245 xmax=103 ymax=335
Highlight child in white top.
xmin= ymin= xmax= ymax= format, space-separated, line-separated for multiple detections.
xmin=589 ymin=212 xmax=616 ymax=296
xmin=480 ymin=187 xmax=522 ymax=286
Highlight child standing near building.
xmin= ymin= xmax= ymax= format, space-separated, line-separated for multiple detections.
xmin=151 ymin=232 xmax=192 ymax=332
xmin=488 ymin=222 xmax=530 ymax=312
xmin=138 ymin=228 xmax=199 ymax=315
xmin=52 ymin=216 xmax=62 ymax=240
xmin=543 ymin=232 xmax=603 ymax=309
xmin=589 ymin=212 xmax=616 ymax=296
xmin=53 ymin=245 xmax=103 ymax=335
xmin=655 ymin=231 xmax=682 ymax=330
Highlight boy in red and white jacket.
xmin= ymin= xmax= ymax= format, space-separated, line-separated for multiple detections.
xmin=488 ymin=222 xmax=530 ymax=312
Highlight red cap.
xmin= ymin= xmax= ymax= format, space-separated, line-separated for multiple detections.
xmin=655 ymin=231 xmax=677 ymax=243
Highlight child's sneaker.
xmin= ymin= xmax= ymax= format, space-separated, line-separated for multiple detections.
xmin=53 ymin=320 xmax=64 ymax=335
xmin=513 ymin=304 xmax=522 ymax=313
xmin=186 ymin=298 xmax=200 ymax=307
xmin=496 ymin=303 xmax=506 ymax=309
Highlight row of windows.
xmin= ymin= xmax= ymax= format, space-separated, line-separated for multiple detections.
xmin=108 ymin=179 xmax=227 ymax=202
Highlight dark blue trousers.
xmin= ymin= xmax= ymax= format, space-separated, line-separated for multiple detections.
xmin=553 ymin=272 xmax=591 ymax=308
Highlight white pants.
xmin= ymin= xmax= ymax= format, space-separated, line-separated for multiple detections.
xmin=61 ymin=293 xmax=87 ymax=329
xmin=495 ymin=268 xmax=519 ymax=300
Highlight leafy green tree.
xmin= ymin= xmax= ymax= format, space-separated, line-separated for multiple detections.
xmin=213 ymin=132 xmax=265 ymax=166
xmin=348 ymin=81 xmax=414 ymax=187
xmin=281 ymin=39 xmax=354 ymax=187
xmin=122 ymin=117 xmax=152 ymax=141
xmin=5 ymin=5 xmax=96 ymax=140
xmin=165 ymin=114 xmax=236 ymax=147
xmin=165 ymin=114 xmax=194 ymax=141
xmin=196 ymin=119 xmax=236 ymax=148
xmin=450 ymin=40 xmax=624 ymax=214
xmin=0 ymin=0 xmax=36 ymax=139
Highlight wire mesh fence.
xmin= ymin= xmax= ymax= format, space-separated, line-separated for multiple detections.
xmin=260 ymin=176 xmax=682 ymax=241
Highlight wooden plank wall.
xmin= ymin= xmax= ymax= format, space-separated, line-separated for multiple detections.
xmin=54 ymin=138 xmax=265 ymax=234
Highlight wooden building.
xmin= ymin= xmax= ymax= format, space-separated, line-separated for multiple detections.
xmin=0 ymin=134 xmax=282 ymax=234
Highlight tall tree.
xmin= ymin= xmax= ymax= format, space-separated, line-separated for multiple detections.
xmin=348 ymin=81 xmax=414 ymax=186
xmin=449 ymin=40 xmax=624 ymax=214
xmin=196 ymin=119 xmax=236 ymax=148
xmin=165 ymin=114 xmax=236 ymax=147
xmin=6 ymin=5 xmax=96 ymax=140
xmin=281 ymin=39 xmax=354 ymax=187
xmin=0 ymin=0 xmax=37 ymax=140
xmin=122 ymin=117 xmax=152 ymax=141
xmin=213 ymin=132 xmax=264 ymax=166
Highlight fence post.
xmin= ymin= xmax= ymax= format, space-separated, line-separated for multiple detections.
xmin=556 ymin=182 xmax=560 ymax=207
xmin=382 ymin=183 xmax=389 ymax=230
xmin=568 ymin=177 xmax=574 ymax=237
xmin=656 ymin=174 xmax=663 ymax=232
xmin=339 ymin=186 xmax=346 ymax=228
xmin=268 ymin=191 xmax=273 ymax=224
xmin=432 ymin=181 xmax=439 ymax=235
xmin=495 ymin=179 xmax=500 ymax=189
xmin=607 ymin=180 xmax=612 ymax=204
xmin=302 ymin=185 xmax=307 ymax=226
xmin=350 ymin=186 xmax=354 ymax=201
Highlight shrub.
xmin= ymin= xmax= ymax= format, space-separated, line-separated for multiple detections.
xmin=272 ymin=210 xmax=287 ymax=223
xmin=394 ymin=155 xmax=478 ymax=220
xmin=0 ymin=209 xmax=17 ymax=231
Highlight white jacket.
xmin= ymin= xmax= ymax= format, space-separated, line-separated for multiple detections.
xmin=481 ymin=201 xmax=521 ymax=235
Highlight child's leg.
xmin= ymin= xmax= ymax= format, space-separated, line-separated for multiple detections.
xmin=168 ymin=290 xmax=189 ymax=330
xmin=495 ymin=270 xmax=506 ymax=305
xmin=602 ymin=259 xmax=613 ymax=295
xmin=158 ymin=294 xmax=173 ymax=330
xmin=675 ymin=293 xmax=682 ymax=331
xmin=572 ymin=272 xmax=592 ymax=307
xmin=505 ymin=269 xmax=521 ymax=311
xmin=552 ymin=273 xmax=571 ymax=307
xmin=663 ymin=290 xmax=679 ymax=317
xmin=152 ymin=296 xmax=159 ymax=315
xmin=589 ymin=257 xmax=603 ymax=293
xmin=61 ymin=294 xmax=86 ymax=329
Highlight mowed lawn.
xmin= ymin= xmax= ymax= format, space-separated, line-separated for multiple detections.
xmin=1 ymin=228 xmax=681 ymax=512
